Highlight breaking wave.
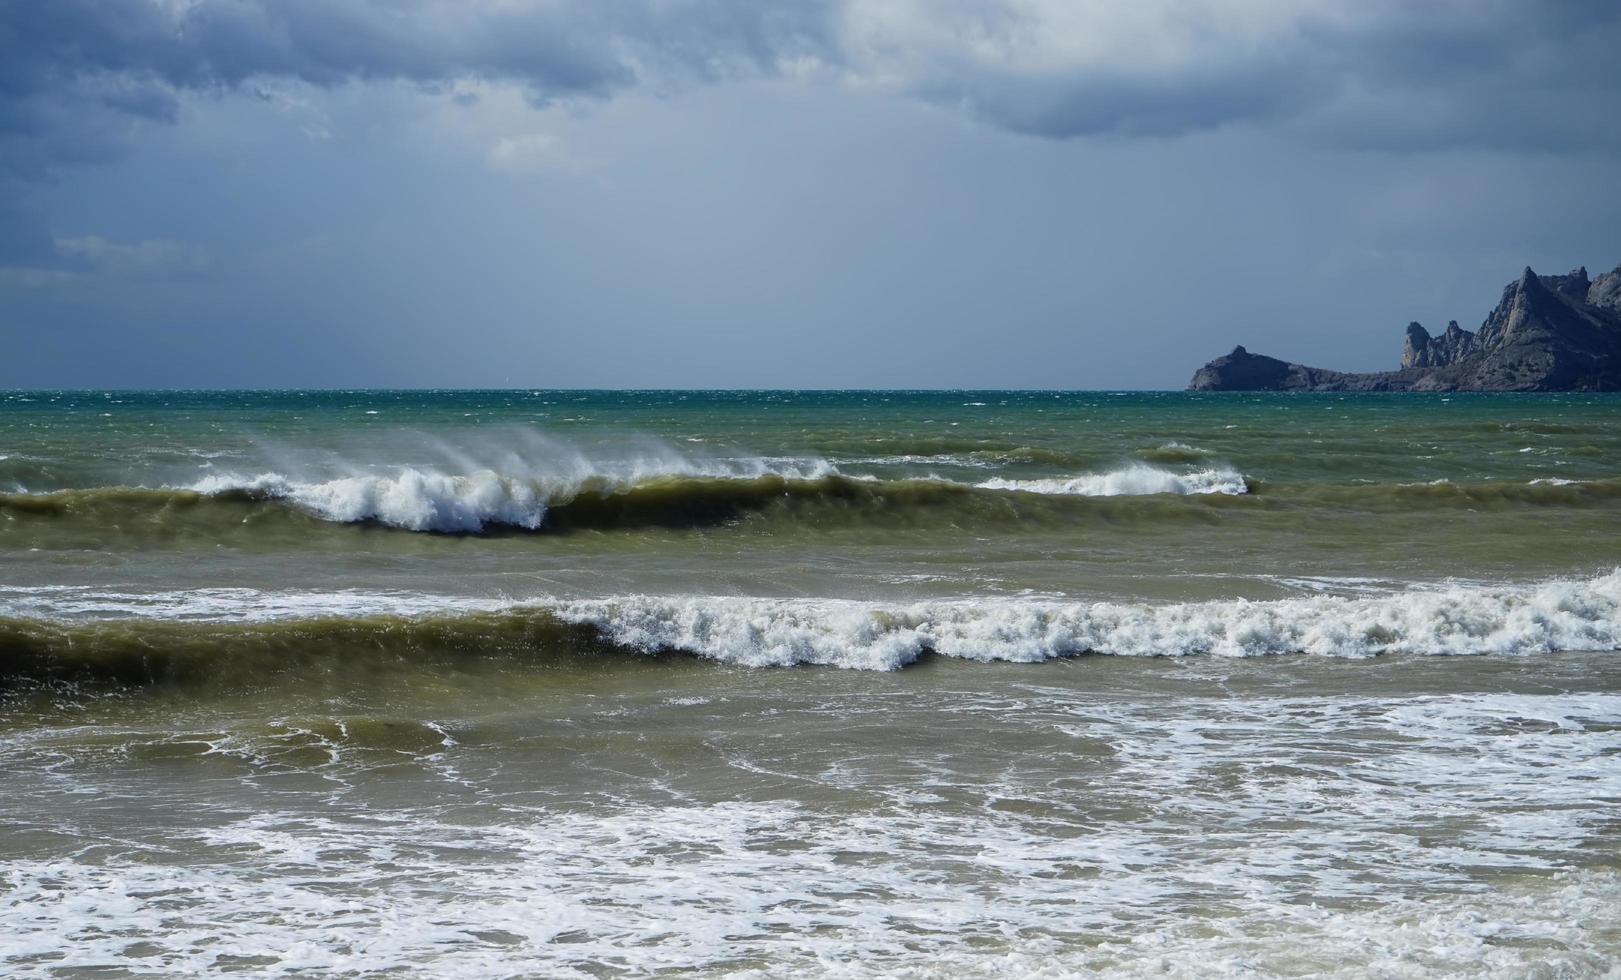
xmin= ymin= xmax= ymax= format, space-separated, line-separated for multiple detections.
xmin=198 ymin=461 xmax=1252 ymax=530
xmin=1 ymin=462 xmax=1255 ymax=534
xmin=186 ymin=458 xmax=843 ymax=533
xmin=10 ymin=468 xmax=1621 ymax=538
xmin=546 ymin=571 xmax=1621 ymax=667
xmin=3 ymin=571 xmax=1617 ymax=683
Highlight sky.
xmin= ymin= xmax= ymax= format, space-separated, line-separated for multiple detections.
xmin=2 ymin=0 xmax=1619 ymax=389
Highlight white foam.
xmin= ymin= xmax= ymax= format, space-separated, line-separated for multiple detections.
xmin=1262 ymin=574 xmax=1403 ymax=595
xmin=194 ymin=469 xmax=549 ymax=532
xmin=551 ymin=570 xmax=1621 ymax=668
xmin=4 ymin=808 xmax=1614 ymax=979
xmin=3 ymin=689 xmax=1619 ymax=978
xmin=189 ymin=455 xmax=839 ymax=532
xmin=181 ymin=458 xmax=1253 ymax=531
xmin=0 ymin=584 xmax=512 ymax=622
xmin=5 ymin=572 xmax=1619 ymax=668
xmin=831 ymin=453 xmax=1000 ymax=468
xmin=976 ymin=463 xmax=1247 ymax=496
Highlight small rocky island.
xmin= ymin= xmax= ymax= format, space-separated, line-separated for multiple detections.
xmin=1189 ymin=262 xmax=1621 ymax=391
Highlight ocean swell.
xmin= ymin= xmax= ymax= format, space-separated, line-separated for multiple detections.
xmin=187 ymin=458 xmax=842 ymax=533
xmin=194 ymin=469 xmax=551 ymax=533
xmin=3 ymin=572 xmax=1617 ymax=682
xmin=12 ymin=471 xmax=1621 ymax=539
xmin=183 ymin=461 xmax=1249 ymax=532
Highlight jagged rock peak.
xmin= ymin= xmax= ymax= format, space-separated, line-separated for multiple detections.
xmin=1500 ymin=266 xmax=1555 ymax=313
xmin=1401 ymin=322 xmax=1430 ymax=369
xmin=1403 ymin=316 xmax=1476 ymax=369
xmin=1189 ymin=259 xmax=1621 ymax=392
xmin=1499 ymin=267 xmax=1539 ymax=308
xmin=1542 ymin=266 xmax=1594 ymax=303
xmin=1589 ymin=265 xmax=1621 ymax=313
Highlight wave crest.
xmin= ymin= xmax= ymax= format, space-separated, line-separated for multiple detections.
xmin=188 ymin=458 xmax=841 ymax=533
xmin=4 ymin=573 xmax=1617 ymax=682
xmin=552 ymin=571 xmax=1621 ymax=667
xmin=194 ymin=469 xmax=551 ymax=532
xmin=975 ymin=464 xmax=1248 ymax=497
xmin=17 ymin=470 xmax=1621 ymax=538
xmin=180 ymin=461 xmax=1248 ymax=532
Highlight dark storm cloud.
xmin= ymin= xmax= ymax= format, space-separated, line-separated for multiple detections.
xmin=4 ymin=0 xmax=1620 ymax=179
xmin=0 ymin=0 xmax=831 ymax=179
xmin=0 ymin=0 xmax=834 ymax=267
xmin=2 ymin=0 xmax=1620 ymax=274
xmin=857 ymin=0 xmax=1621 ymax=146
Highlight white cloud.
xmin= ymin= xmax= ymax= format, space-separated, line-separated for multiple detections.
xmin=55 ymin=236 xmax=211 ymax=276
xmin=486 ymin=131 xmax=578 ymax=174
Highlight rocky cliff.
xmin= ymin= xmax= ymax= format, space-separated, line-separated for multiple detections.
xmin=1189 ymin=262 xmax=1621 ymax=391
xmin=1402 ymin=321 xmax=1475 ymax=368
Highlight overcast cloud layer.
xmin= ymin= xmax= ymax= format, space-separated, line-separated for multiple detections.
xmin=2 ymin=0 xmax=1620 ymax=387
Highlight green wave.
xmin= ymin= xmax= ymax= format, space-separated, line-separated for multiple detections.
xmin=0 ymin=611 xmax=625 ymax=691
xmin=3 ymin=472 xmax=1619 ymax=546
xmin=0 ymin=474 xmax=1253 ymax=539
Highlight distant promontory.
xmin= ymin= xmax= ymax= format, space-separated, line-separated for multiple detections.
xmin=1189 ymin=262 xmax=1621 ymax=391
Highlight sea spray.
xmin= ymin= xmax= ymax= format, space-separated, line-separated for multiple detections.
xmin=183 ymin=461 xmax=1251 ymax=531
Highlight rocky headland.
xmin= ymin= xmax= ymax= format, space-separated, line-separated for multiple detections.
xmin=1188 ymin=263 xmax=1621 ymax=391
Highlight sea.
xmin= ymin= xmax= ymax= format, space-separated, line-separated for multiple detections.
xmin=2 ymin=389 xmax=1619 ymax=978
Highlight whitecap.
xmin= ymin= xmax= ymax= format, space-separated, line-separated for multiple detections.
xmin=10 ymin=572 xmax=1620 ymax=669
xmin=976 ymin=463 xmax=1247 ymax=496
xmin=549 ymin=570 xmax=1621 ymax=668
xmin=187 ymin=454 xmax=840 ymax=533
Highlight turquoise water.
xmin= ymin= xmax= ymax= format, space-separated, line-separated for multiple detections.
xmin=2 ymin=390 xmax=1620 ymax=976
xmin=6 ymin=389 xmax=1621 ymax=605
